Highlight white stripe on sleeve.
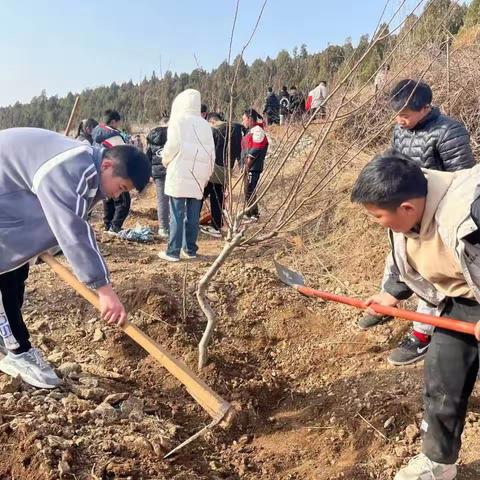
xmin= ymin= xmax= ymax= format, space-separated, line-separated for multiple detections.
xmin=32 ymin=145 xmax=92 ymax=193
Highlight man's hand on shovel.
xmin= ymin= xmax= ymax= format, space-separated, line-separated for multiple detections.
xmin=474 ymin=321 xmax=480 ymax=342
xmin=97 ymin=284 xmax=127 ymax=326
xmin=365 ymin=291 xmax=400 ymax=315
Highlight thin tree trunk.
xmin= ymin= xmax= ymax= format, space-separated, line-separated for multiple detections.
xmin=196 ymin=231 xmax=244 ymax=369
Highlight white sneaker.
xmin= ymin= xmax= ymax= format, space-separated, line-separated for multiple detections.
xmin=395 ymin=453 xmax=457 ymax=480
xmin=0 ymin=347 xmax=61 ymax=389
xmin=158 ymin=251 xmax=180 ymax=262
xmin=242 ymin=215 xmax=259 ymax=224
xmin=157 ymin=228 xmax=169 ymax=239
xmin=180 ymin=250 xmax=197 ymax=259
xmin=200 ymin=226 xmax=221 ymax=238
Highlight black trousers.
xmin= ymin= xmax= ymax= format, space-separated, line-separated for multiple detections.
xmin=245 ymin=171 xmax=261 ymax=217
xmin=422 ymin=297 xmax=480 ymax=464
xmin=266 ymin=113 xmax=280 ymax=125
xmin=103 ymin=192 xmax=131 ymax=231
xmin=203 ymin=182 xmax=224 ymax=230
xmin=0 ymin=264 xmax=31 ymax=354
xmin=311 ymin=106 xmax=326 ymax=119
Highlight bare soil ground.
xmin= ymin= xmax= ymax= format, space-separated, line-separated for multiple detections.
xmin=1 ymin=135 xmax=480 ymax=480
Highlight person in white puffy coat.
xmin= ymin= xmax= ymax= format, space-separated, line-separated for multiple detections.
xmin=159 ymin=89 xmax=215 ymax=261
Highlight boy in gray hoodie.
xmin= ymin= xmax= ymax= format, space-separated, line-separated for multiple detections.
xmin=0 ymin=127 xmax=151 ymax=389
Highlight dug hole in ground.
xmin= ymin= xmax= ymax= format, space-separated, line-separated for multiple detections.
xmin=1 ymin=129 xmax=480 ymax=480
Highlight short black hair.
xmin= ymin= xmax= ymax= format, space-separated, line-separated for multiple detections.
xmin=351 ymin=149 xmax=427 ymax=210
xmin=267 ymin=86 xmax=273 ymax=93
xmin=243 ymin=108 xmax=263 ymax=122
xmin=104 ymin=145 xmax=151 ymax=192
xmin=389 ymin=79 xmax=432 ymax=112
xmin=201 ymin=104 xmax=208 ymax=114
xmin=207 ymin=112 xmax=222 ymax=122
xmin=104 ymin=109 xmax=121 ymax=125
xmin=290 ymin=85 xmax=297 ymax=90
xmin=282 ymin=85 xmax=288 ymax=91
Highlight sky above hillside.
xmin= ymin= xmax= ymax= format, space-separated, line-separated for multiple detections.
xmin=0 ymin=0 xmax=425 ymax=107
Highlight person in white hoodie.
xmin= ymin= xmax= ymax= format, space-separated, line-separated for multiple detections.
xmin=158 ymin=89 xmax=215 ymax=262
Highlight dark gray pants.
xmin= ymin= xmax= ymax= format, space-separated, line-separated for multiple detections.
xmin=103 ymin=192 xmax=131 ymax=231
xmin=422 ymin=297 xmax=480 ymax=464
xmin=245 ymin=171 xmax=261 ymax=217
xmin=154 ymin=176 xmax=169 ymax=231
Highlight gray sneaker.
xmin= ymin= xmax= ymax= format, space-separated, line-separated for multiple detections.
xmin=358 ymin=314 xmax=392 ymax=330
xmin=180 ymin=250 xmax=197 ymax=260
xmin=158 ymin=251 xmax=180 ymax=262
xmin=394 ymin=453 xmax=457 ymax=479
xmin=0 ymin=347 xmax=61 ymax=389
xmin=388 ymin=334 xmax=430 ymax=366
xmin=200 ymin=226 xmax=221 ymax=238
xmin=0 ymin=337 xmax=6 ymax=356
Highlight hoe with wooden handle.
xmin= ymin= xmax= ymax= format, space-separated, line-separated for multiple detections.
xmin=274 ymin=261 xmax=477 ymax=336
xmin=40 ymin=253 xmax=233 ymax=457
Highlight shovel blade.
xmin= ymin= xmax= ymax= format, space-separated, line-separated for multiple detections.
xmin=274 ymin=261 xmax=305 ymax=287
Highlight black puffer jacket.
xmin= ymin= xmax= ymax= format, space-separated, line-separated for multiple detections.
xmin=146 ymin=126 xmax=168 ymax=179
xmin=392 ymin=107 xmax=475 ymax=171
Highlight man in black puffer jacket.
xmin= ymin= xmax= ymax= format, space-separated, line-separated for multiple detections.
xmin=359 ymin=79 xmax=476 ymax=368
xmin=391 ymin=80 xmax=474 ymax=171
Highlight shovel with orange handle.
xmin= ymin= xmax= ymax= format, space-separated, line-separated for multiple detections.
xmin=274 ymin=261 xmax=476 ymax=336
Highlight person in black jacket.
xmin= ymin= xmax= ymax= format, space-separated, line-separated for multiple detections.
xmin=289 ymin=85 xmax=305 ymax=122
xmin=146 ymin=118 xmax=169 ymax=238
xmin=241 ymin=108 xmax=269 ymax=221
xmin=200 ymin=113 xmax=244 ymax=237
xmin=230 ymin=121 xmax=244 ymax=169
xmin=390 ymin=80 xmax=474 ymax=171
xmin=359 ymin=79 xmax=476 ymax=367
xmin=263 ymin=87 xmax=280 ymax=125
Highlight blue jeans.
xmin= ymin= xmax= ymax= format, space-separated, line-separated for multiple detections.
xmin=166 ymin=197 xmax=202 ymax=258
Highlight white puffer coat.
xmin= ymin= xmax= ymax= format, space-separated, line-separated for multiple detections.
xmin=162 ymin=89 xmax=215 ymax=199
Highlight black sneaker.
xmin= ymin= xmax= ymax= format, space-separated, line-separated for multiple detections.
xmin=358 ymin=314 xmax=393 ymax=330
xmin=387 ymin=334 xmax=430 ymax=366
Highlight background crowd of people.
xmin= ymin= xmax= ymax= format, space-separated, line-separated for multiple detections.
xmin=75 ymin=87 xmax=270 ymax=263
xmin=262 ymin=81 xmax=329 ymax=125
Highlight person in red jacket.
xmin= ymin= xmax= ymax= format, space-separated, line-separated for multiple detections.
xmin=241 ymin=108 xmax=269 ymax=222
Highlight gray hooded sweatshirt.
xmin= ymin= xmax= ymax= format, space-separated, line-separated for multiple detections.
xmin=0 ymin=127 xmax=110 ymax=289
